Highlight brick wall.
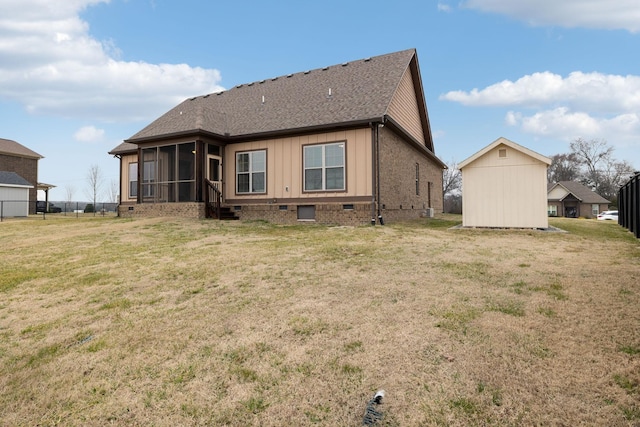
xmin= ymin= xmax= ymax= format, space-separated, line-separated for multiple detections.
xmin=235 ymin=202 xmax=374 ymax=226
xmin=377 ymin=127 xmax=443 ymax=222
xmin=117 ymin=202 xmax=206 ymax=218
xmin=0 ymin=154 xmax=38 ymax=214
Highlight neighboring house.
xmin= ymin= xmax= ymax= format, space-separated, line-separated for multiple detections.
xmin=547 ymin=181 xmax=610 ymax=219
xmin=459 ymin=137 xmax=551 ymax=229
xmin=0 ymin=138 xmax=43 ymax=214
xmin=109 ymin=49 xmax=445 ymax=225
xmin=0 ymin=171 xmax=34 ymax=217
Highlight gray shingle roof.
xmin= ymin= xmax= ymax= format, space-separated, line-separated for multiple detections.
xmin=549 ymin=181 xmax=611 ymax=203
xmin=0 ymin=138 xmax=43 ymax=159
xmin=124 ymin=49 xmax=418 ymax=144
xmin=0 ymin=171 xmax=33 ymax=187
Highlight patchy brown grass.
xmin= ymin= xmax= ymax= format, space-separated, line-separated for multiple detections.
xmin=0 ymin=214 xmax=639 ymax=426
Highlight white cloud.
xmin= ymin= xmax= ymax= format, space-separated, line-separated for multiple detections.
xmin=440 ymin=71 xmax=640 ymax=113
xmin=442 ymin=71 xmax=640 ymax=147
xmin=461 ymin=0 xmax=640 ymax=33
xmin=0 ymin=0 xmax=224 ymax=122
xmin=437 ymin=3 xmax=451 ymax=12
xmin=505 ymin=107 xmax=640 ymax=145
xmin=74 ymin=125 xmax=105 ymax=143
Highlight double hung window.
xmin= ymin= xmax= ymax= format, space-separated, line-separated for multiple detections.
xmin=128 ymin=161 xmax=156 ymax=199
xmin=303 ymin=142 xmax=345 ymax=191
xmin=128 ymin=163 xmax=138 ymax=198
xmin=236 ymin=150 xmax=266 ymax=193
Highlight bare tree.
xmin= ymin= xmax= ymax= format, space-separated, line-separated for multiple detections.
xmin=569 ymin=138 xmax=613 ymax=195
xmin=547 ymin=153 xmax=581 ymax=183
xmin=561 ymin=138 xmax=636 ymax=201
xmin=85 ymin=164 xmax=104 ymax=213
xmin=108 ymin=179 xmax=119 ymax=204
xmin=65 ymin=185 xmax=75 ymax=203
xmin=442 ymin=159 xmax=461 ymax=197
xmin=64 ymin=184 xmax=75 ymax=212
xmin=442 ymin=159 xmax=462 ymax=214
xmin=597 ymin=158 xmax=635 ymax=202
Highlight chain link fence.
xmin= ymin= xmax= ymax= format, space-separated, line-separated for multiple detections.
xmin=0 ymin=200 xmax=118 ymax=221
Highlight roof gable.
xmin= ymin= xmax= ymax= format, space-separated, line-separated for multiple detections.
xmin=459 ymin=137 xmax=551 ymax=168
xmin=0 ymin=138 xmax=43 ymax=159
xmin=126 ymin=49 xmax=423 ymax=143
xmin=386 ymin=58 xmax=434 ymax=151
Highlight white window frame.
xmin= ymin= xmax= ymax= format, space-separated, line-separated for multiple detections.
xmin=236 ymin=150 xmax=266 ymax=194
xmin=128 ymin=162 xmax=138 ymax=199
xmin=303 ymin=142 xmax=345 ymax=192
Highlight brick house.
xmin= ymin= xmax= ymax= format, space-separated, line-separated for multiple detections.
xmin=0 ymin=138 xmax=43 ymax=214
xmin=109 ymin=49 xmax=445 ymax=225
xmin=547 ymin=181 xmax=611 ymax=218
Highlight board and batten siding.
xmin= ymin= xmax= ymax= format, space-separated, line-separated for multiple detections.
xmin=119 ymin=153 xmax=138 ymax=201
xmin=387 ymin=68 xmax=426 ymax=145
xmin=225 ymin=128 xmax=373 ymax=201
xmin=461 ymin=140 xmax=550 ymax=228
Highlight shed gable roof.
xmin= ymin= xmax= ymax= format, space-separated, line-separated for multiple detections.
xmin=459 ymin=137 xmax=551 ymax=169
xmin=120 ymin=49 xmax=431 ymax=150
xmin=0 ymin=138 xmax=43 ymax=160
xmin=548 ymin=181 xmax=610 ymax=204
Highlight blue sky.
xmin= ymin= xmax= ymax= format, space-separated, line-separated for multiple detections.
xmin=1 ymin=0 xmax=639 ymax=201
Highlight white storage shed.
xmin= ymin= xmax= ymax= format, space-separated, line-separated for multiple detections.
xmin=459 ymin=137 xmax=551 ymax=229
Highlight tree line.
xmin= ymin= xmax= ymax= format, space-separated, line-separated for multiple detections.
xmin=443 ymin=138 xmax=637 ymax=212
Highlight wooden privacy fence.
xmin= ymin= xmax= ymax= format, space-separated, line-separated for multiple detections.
xmin=618 ymin=172 xmax=640 ymax=239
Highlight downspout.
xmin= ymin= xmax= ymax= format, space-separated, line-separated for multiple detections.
xmin=377 ymin=122 xmax=384 ymax=225
xmin=370 ymin=119 xmax=385 ymax=226
xmin=370 ymin=123 xmax=377 ymax=225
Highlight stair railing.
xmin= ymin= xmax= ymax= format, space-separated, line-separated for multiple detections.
xmin=205 ymin=179 xmax=222 ymax=219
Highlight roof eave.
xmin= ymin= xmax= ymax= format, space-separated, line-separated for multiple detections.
xmin=0 ymin=151 xmax=43 ymax=160
xmin=123 ymin=118 xmax=386 ymax=147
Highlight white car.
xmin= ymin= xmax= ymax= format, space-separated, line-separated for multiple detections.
xmin=597 ymin=210 xmax=618 ymax=221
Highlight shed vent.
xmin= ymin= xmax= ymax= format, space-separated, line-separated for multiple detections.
xmin=498 ymin=148 xmax=507 ymax=158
